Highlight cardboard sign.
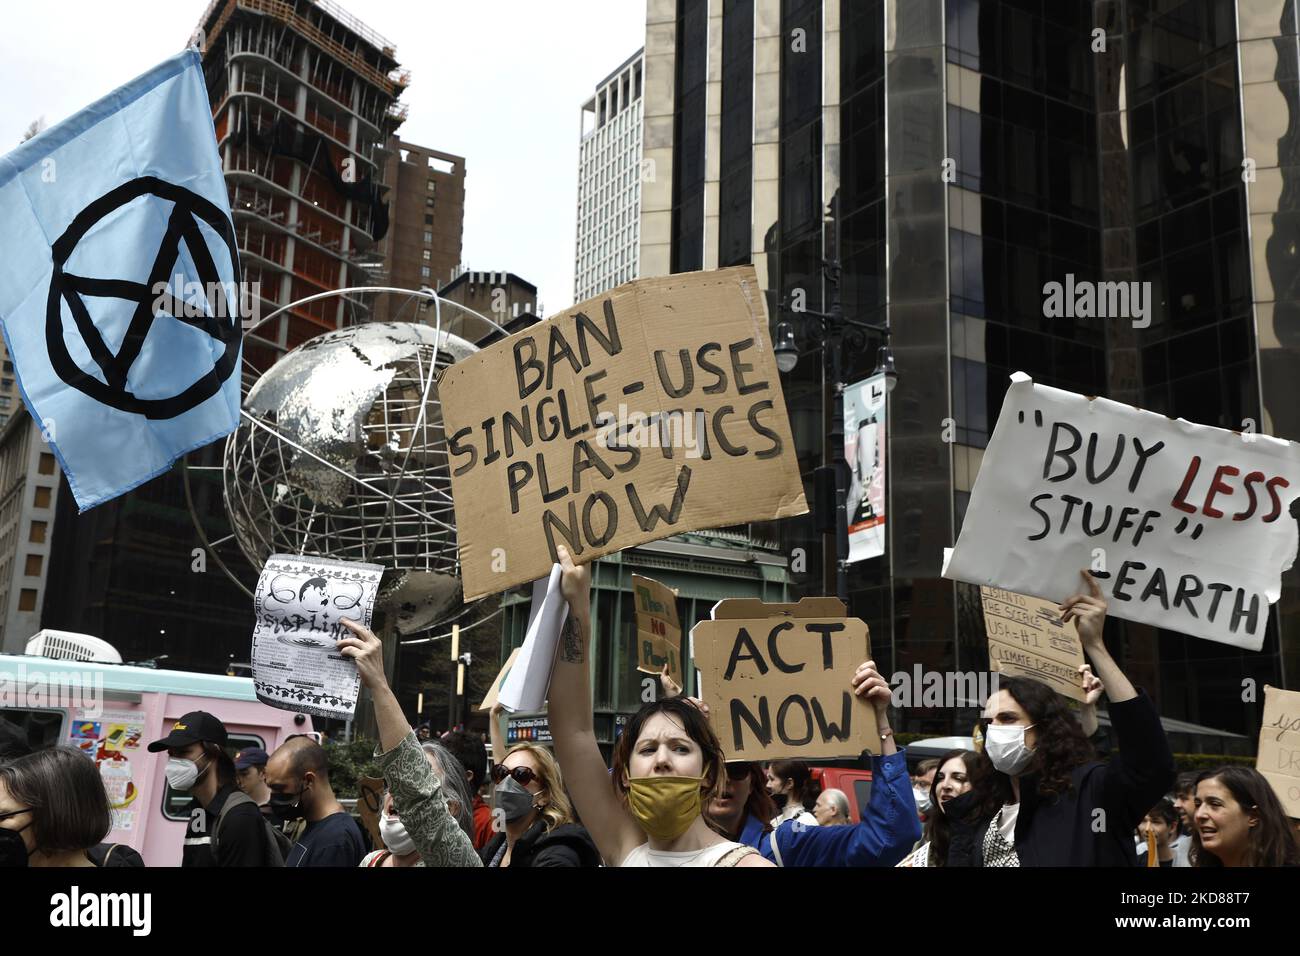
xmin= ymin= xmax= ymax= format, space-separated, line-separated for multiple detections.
xmin=980 ymin=586 xmax=1086 ymax=702
xmin=690 ymin=597 xmax=877 ymax=760
xmin=439 ymin=267 xmax=808 ymax=600
xmin=944 ymin=373 xmax=1300 ymax=651
xmin=476 ymin=647 xmax=522 ymax=713
xmin=1257 ymin=685 xmax=1300 ymax=818
xmin=632 ymin=574 xmax=682 ymax=685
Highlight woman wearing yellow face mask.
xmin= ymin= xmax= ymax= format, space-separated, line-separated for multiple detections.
xmin=548 ymin=546 xmax=774 ymax=868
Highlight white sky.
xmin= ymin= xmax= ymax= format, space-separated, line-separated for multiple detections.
xmin=0 ymin=0 xmax=648 ymax=313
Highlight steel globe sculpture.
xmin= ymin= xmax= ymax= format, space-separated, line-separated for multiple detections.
xmin=215 ymin=291 xmax=503 ymax=635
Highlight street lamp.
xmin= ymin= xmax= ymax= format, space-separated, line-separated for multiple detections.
xmin=774 ymin=258 xmax=897 ymax=601
xmin=774 ymin=317 xmax=896 ymax=387
xmin=774 ymin=321 xmax=800 ymax=374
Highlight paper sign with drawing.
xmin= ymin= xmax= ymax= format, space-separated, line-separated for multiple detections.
xmin=251 ymin=554 xmax=384 ymax=718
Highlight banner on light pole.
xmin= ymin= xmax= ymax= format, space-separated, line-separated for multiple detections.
xmin=845 ymin=373 xmax=887 ymax=563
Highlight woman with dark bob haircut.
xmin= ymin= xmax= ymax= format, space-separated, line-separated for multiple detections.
xmin=1192 ymin=766 xmax=1300 ymax=867
xmin=0 ymin=746 xmax=111 ymax=867
xmin=944 ymin=570 xmax=1175 ymax=866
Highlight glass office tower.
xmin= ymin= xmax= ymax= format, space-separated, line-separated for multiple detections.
xmin=640 ymin=0 xmax=1299 ymax=745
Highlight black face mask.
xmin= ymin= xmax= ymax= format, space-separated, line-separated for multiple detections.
xmin=269 ymin=784 xmax=308 ymax=821
xmin=0 ymin=824 xmax=32 ymax=868
xmin=771 ymin=793 xmax=789 ymax=811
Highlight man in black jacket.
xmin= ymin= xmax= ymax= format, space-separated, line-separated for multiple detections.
xmin=946 ymin=570 xmax=1175 ymax=866
xmin=148 ymin=711 xmax=269 ymax=866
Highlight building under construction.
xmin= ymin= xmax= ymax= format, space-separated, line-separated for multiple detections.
xmin=194 ymin=0 xmax=411 ymax=375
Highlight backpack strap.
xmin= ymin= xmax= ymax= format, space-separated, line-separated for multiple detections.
xmin=769 ymin=826 xmax=786 ymax=867
xmin=713 ymin=845 xmax=759 ymax=868
xmin=212 ymin=790 xmax=256 ymax=859
xmin=102 ymin=844 xmax=118 ymax=866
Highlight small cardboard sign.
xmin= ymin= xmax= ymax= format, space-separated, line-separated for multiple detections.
xmin=632 ymin=574 xmax=682 ymax=686
xmin=690 ymin=597 xmax=877 ymax=760
xmin=476 ymin=647 xmax=522 ymax=713
xmin=1257 ymin=685 xmax=1300 ymax=818
xmin=980 ymin=586 xmax=1086 ymax=702
xmin=439 ymin=267 xmax=808 ymax=600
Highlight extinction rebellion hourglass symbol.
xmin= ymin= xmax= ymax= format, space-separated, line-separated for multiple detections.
xmin=46 ymin=175 xmax=243 ymax=419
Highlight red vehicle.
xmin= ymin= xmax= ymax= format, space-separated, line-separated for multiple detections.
xmin=809 ymin=766 xmax=873 ymax=820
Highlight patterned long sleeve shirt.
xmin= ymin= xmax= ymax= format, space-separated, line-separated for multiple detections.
xmin=374 ymin=731 xmax=482 ymax=868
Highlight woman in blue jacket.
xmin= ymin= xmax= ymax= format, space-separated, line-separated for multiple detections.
xmin=693 ymin=660 xmax=920 ymax=866
xmin=759 ymin=658 xmax=920 ymax=867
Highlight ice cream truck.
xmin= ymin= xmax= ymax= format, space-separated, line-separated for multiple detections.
xmin=0 ymin=633 xmax=309 ymax=866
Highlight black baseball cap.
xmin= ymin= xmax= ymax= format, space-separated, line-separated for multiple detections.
xmin=147 ymin=711 xmax=228 ymax=752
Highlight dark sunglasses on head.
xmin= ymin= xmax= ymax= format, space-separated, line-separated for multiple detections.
xmin=491 ymin=763 xmax=539 ymax=787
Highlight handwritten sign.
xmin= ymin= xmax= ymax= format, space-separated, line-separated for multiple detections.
xmin=690 ymin=597 xmax=877 ymax=760
xmin=476 ymin=647 xmax=521 ymax=713
xmin=1257 ymin=685 xmax=1300 ymax=818
xmin=944 ymin=373 xmax=1300 ymax=650
xmin=632 ymin=574 xmax=682 ymax=685
xmin=439 ymin=267 xmax=808 ymax=600
xmin=980 ymin=586 xmax=1086 ymax=702
xmin=250 ymin=554 xmax=384 ymax=718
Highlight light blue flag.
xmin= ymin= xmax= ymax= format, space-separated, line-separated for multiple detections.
xmin=0 ymin=49 xmax=243 ymax=511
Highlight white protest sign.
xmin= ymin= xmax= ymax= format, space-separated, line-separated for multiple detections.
xmin=944 ymin=373 xmax=1300 ymax=651
xmin=497 ymin=565 xmax=569 ymax=714
xmin=251 ymin=554 xmax=384 ymax=718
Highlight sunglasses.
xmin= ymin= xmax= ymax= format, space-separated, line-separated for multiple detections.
xmin=490 ymin=764 xmax=540 ymax=787
xmin=725 ymin=763 xmax=755 ymax=782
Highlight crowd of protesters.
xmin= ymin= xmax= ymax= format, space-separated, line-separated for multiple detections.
xmin=1 ymin=563 xmax=1297 ymax=868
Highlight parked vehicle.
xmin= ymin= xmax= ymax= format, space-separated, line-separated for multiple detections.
xmin=0 ymin=650 xmax=310 ymax=866
xmin=809 ymin=766 xmax=873 ymax=820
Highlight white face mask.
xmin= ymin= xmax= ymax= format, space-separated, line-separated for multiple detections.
xmin=164 ymin=756 xmax=205 ymax=791
xmin=379 ymin=811 xmax=416 ymax=856
xmin=913 ymin=787 xmax=933 ymax=813
xmin=984 ymin=724 xmax=1036 ymax=776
